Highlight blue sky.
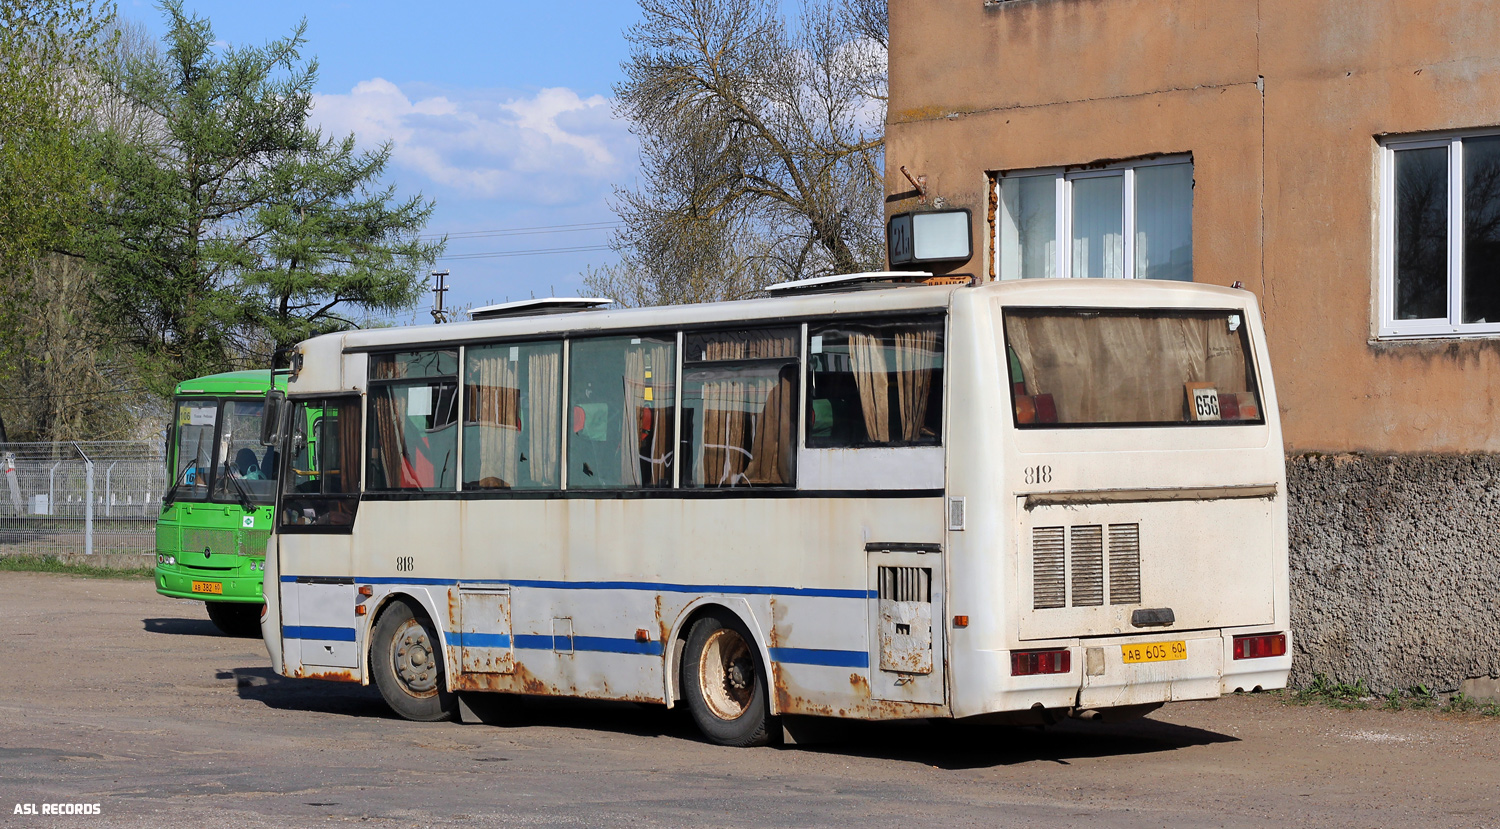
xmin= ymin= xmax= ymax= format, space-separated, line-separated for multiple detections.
xmin=129 ymin=1 xmax=651 ymax=319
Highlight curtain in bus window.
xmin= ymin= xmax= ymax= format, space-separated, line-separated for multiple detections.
xmin=527 ymin=347 xmax=561 ymax=487
xmin=849 ymin=333 xmax=890 ymax=442
xmin=894 ymin=329 xmax=938 ymax=442
xmin=370 ymin=383 xmax=409 ymax=489
xmin=465 ymin=346 xmax=522 ymax=488
xmin=621 ymin=341 xmax=675 ymax=487
xmin=1007 ymin=310 xmax=1253 ymax=424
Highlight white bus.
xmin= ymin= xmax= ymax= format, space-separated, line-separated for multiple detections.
xmin=260 ymin=275 xmax=1291 ymax=746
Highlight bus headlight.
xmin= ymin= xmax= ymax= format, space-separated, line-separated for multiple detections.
xmin=158 ymin=555 xmax=176 ymax=566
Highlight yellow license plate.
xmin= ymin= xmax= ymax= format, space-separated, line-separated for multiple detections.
xmin=1122 ymin=640 xmax=1187 ymax=664
xmin=191 ymin=581 xmax=223 ymax=595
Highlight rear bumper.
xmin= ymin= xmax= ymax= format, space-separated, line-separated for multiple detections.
xmin=953 ymin=628 xmax=1291 ymax=717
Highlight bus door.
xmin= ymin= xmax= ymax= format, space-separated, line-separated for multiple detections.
xmin=867 ymin=543 xmax=945 ymax=705
xmin=278 ymin=397 xmax=363 ymax=672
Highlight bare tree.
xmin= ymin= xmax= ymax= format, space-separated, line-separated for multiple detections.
xmin=591 ymin=0 xmax=887 ymax=306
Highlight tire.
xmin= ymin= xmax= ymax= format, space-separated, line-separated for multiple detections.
xmin=206 ymin=601 xmax=263 ymax=638
xmin=681 ymin=611 xmax=776 ymax=747
xmin=370 ymin=599 xmax=456 ymax=722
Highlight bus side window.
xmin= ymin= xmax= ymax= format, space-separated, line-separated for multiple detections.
xmin=463 ymin=341 xmax=563 ymax=490
xmin=806 ymin=317 xmax=945 ymax=449
xmin=366 ymin=350 xmax=459 ymax=492
xmin=280 ymin=396 xmax=362 ymax=530
xmin=567 ymin=334 xmax=677 ymax=489
xmin=681 ymin=327 xmax=798 ymax=488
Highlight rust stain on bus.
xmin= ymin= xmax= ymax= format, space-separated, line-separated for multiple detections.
xmin=302 ymin=668 xmax=357 ymax=683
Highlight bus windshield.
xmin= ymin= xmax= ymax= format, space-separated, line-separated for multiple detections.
xmin=168 ymin=397 xmax=279 ymax=504
xmin=1004 ymin=308 xmax=1264 ymax=427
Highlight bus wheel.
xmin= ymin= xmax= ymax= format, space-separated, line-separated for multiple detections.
xmin=205 ymin=602 xmax=262 ymax=638
xmin=370 ymin=600 xmax=456 ymax=722
xmin=682 ymin=612 xmax=775 ymax=747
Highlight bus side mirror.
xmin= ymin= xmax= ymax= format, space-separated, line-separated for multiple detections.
xmin=261 ymin=390 xmax=286 ymax=447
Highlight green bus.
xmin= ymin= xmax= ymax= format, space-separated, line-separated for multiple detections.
xmin=156 ymin=370 xmax=286 ymax=636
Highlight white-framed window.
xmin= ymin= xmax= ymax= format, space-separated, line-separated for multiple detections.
xmin=1379 ymin=131 xmax=1500 ymax=338
xmin=994 ymin=155 xmax=1193 ymax=282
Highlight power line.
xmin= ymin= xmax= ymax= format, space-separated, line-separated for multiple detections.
xmin=421 ymin=221 xmax=621 ymax=241
xmin=437 ymin=244 xmax=612 ymax=262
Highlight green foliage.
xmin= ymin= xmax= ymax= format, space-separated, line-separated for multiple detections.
xmin=0 ymin=554 xmax=152 ymax=579
xmin=1287 ymin=674 xmax=1500 ymax=716
xmin=84 ymin=2 xmax=442 ymax=393
xmin=1289 ymin=674 xmax=1374 ymax=709
xmin=0 ymin=0 xmax=111 ymax=267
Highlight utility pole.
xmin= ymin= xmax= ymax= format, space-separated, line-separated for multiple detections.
xmin=430 ymin=269 xmax=451 ymax=324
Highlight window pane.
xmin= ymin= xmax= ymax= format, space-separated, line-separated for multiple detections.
xmin=211 ymin=400 xmax=277 ymax=503
xmin=368 ymin=380 xmax=459 ymax=491
xmin=806 ymin=319 xmax=944 ymax=448
xmin=567 ymin=335 xmax=676 ymax=489
xmin=464 ymin=342 xmax=562 ymax=490
xmin=1006 ymin=309 xmax=1262 ymax=427
xmin=171 ymin=400 xmax=217 ymax=499
xmin=1464 ymin=136 xmax=1500 ymax=324
xmin=371 ymin=350 xmax=458 ymax=380
xmin=998 ymin=176 xmax=1057 ymax=280
xmin=1134 ymin=163 xmax=1194 ymax=282
xmin=1071 ymin=175 xmax=1125 ymax=278
xmin=1394 ymin=146 xmax=1450 ymax=320
xmin=280 ymin=397 xmax=361 ymax=527
xmin=682 ymin=329 xmax=798 ymax=488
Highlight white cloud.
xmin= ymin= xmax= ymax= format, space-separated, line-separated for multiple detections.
xmin=311 ymin=79 xmax=634 ymax=204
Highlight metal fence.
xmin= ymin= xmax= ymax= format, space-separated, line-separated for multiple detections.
xmin=0 ymin=441 xmax=165 ymax=556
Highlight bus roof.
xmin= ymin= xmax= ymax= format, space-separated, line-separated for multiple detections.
xmin=313 ymin=279 xmax=1255 ymax=355
xmin=174 ymin=370 xmax=286 ymax=396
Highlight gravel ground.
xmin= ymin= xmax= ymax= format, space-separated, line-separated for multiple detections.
xmin=0 ymin=570 xmax=1496 ymax=828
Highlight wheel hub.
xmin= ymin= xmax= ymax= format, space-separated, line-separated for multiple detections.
xmin=698 ymin=627 xmax=755 ymax=721
xmin=391 ymin=619 xmax=438 ymax=697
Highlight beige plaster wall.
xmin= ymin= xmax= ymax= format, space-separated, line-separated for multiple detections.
xmin=888 ymin=0 xmax=1500 ymax=453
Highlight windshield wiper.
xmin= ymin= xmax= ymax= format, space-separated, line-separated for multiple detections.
xmin=220 ymin=465 xmax=256 ymax=513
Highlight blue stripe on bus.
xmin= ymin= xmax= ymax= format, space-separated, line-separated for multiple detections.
xmin=285 ymin=623 xmax=862 ymax=667
xmin=284 ymin=574 xmax=872 ymax=599
xmin=457 ymin=631 xmax=511 ymax=648
xmin=283 ymin=625 xmax=357 ymax=642
xmin=769 ymin=646 xmax=869 ymax=668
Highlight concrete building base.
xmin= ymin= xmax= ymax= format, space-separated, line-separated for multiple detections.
xmin=1287 ymin=453 xmax=1500 ymax=693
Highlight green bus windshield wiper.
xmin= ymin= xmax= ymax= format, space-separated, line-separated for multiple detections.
xmin=220 ymin=465 xmax=256 ymax=513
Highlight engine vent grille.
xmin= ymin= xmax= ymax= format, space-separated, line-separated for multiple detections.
xmin=878 ymin=566 xmax=931 ymax=603
xmin=1070 ymin=525 xmax=1104 ymax=606
xmin=1032 ymin=527 xmax=1066 ymax=609
xmin=1109 ymin=523 xmax=1142 ymax=605
xmin=1032 ymin=523 xmax=1142 ymax=609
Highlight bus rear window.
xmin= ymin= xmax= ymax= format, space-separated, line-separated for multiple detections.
xmin=1004 ymin=308 xmax=1263 ymax=428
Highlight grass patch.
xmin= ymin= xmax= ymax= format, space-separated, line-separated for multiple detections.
xmin=1285 ymin=673 xmax=1500 ymax=717
xmin=0 ymin=554 xmax=153 ymax=579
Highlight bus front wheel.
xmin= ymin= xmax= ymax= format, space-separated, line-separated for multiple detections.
xmin=370 ymin=600 xmax=456 ymax=722
xmin=681 ymin=612 xmax=776 ymax=747
xmin=205 ymin=602 xmax=262 ymax=638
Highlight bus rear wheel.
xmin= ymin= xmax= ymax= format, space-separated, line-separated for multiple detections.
xmin=681 ymin=612 xmax=775 ymax=747
xmin=370 ymin=599 xmax=456 ymax=722
xmin=205 ymin=601 xmax=262 ymax=638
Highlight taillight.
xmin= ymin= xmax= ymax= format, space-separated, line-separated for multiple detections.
xmin=1011 ymin=649 xmax=1071 ymax=676
xmin=1232 ymin=633 xmax=1287 ymax=660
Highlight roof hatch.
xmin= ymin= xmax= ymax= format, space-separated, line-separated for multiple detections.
xmin=469 ymin=297 xmax=615 ymax=321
